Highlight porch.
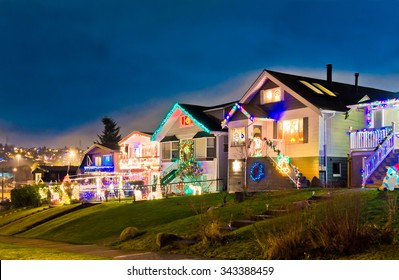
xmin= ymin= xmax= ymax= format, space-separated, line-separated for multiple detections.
xmin=348 ymin=123 xmax=398 ymax=187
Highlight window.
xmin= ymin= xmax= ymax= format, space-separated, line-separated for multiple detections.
xmin=103 ymin=155 xmax=113 ymax=166
xmin=278 ymin=119 xmax=304 ymax=143
xmin=94 ymin=156 xmax=102 ymax=166
xmin=161 ymin=143 xmax=171 ymax=160
xmin=195 ymin=138 xmax=206 ymax=159
xmin=231 ymin=127 xmax=246 ymax=146
xmin=207 ymin=137 xmax=216 ymax=158
xmin=299 ymin=80 xmax=337 ymax=97
xmin=162 ymin=141 xmax=180 ymax=161
xmin=171 ymin=141 xmax=179 ymax=159
xmin=261 ymin=87 xmax=282 ymax=104
xmin=333 ymin=162 xmax=341 ymax=177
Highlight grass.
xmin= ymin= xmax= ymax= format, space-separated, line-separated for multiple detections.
xmin=0 ymin=242 xmax=108 ymax=260
xmin=1 ymin=188 xmax=398 ymax=259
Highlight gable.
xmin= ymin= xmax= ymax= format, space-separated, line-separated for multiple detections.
xmin=152 ymin=103 xmax=227 ymax=141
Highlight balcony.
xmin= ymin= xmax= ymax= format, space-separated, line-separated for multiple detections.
xmin=349 ymin=125 xmax=394 ymax=152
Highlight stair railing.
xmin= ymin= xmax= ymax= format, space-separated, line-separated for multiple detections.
xmin=264 ymin=138 xmax=301 ymax=188
xmin=361 ymin=126 xmax=395 ymax=188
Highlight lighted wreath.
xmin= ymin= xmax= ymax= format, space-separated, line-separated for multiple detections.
xmin=250 ymin=162 xmax=265 ymax=182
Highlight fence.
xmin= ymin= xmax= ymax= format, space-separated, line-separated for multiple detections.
xmin=78 ymin=179 xmax=224 ymax=203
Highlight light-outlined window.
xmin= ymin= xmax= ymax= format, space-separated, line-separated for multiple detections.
xmin=260 ymin=87 xmax=283 ymax=104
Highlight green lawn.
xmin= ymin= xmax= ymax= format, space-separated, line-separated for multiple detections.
xmin=1 ymin=188 xmax=398 ymax=259
xmin=0 ymin=242 xmax=108 ymax=260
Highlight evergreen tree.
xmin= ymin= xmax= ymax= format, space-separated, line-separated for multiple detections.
xmin=95 ymin=117 xmax=122 ymax=150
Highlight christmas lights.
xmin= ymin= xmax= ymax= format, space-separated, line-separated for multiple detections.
xmin=152 ymin=103 xmax=211 ymax=141
xmin=250 ymin=161 xmax=265 ymax=182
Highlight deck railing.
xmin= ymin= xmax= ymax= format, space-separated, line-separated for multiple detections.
xmin=349 ymin=125 xmax=393 ymax=151
xmin=361 ymin=129 xmax=395 ymax=187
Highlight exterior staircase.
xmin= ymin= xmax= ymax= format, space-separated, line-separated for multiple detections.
xmin=366 ymin=150 xmax=399 ymax=188
xmin=247 ymin=157 xmax=308 ymax=192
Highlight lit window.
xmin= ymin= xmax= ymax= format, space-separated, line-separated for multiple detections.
xmin=94 ymin=156 xmax=102 ymax=166
xmin=277 ymin=119 xmax=304 ymax=143
xmin=313 ymin=83 xmax=337 ymax=97
xmin=231 ymin=127 xmax=246 ymax=146
xmin=299 ymin=80 xmax=324 ymax=95
xmin=103 ymin=155 xmax=113 ymax=166
xmin=261 ymin=87 xmax=282 ymax=104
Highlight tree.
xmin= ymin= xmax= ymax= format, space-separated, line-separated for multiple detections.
xmin=95 ymin=117 xmax=122 ymax=150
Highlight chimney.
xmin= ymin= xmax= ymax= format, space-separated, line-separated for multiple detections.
xmin=354 ymin=73 xmax=359 ymax=93
xmin=326 ymin=64 xmax=332 ymax=84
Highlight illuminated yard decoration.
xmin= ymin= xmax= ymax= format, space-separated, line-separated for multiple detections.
xmin=277 ymin=154 xmax=290 ymax=175
xmin=250 ymin=161 xmax=265 ymax=182
xmin=378 ymin=163 xmax=399 ymax=191
xmin=177 ymin=160 xmax=203 ymax=181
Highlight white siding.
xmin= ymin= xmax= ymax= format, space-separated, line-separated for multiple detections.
xmin=329 ymin=110 xmax=363 ymax=157
xmin=279 ymin=107 xmax=320 ymax=157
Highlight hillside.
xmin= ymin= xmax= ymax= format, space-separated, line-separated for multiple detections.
xmin=1 ymin=188 xmax=398 ymax=259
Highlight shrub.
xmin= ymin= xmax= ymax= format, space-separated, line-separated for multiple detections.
xmin=253 ymin=192 xmax=397 ymax=259
xmin=10 ymin=185 xmax=46 ymax=208
xmin=119 ymin=227 xmax=139 ymax=242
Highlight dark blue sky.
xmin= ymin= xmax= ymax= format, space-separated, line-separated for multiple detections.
xmin=1 ymin=0 xmax=399 ymax=148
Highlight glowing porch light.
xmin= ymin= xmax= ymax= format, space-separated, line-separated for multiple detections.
xmin=232 ymin=160 xmax=242 ymax=172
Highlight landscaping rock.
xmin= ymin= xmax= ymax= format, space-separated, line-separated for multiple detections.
xmin=156 ymin=233 xmax=184 ymax=249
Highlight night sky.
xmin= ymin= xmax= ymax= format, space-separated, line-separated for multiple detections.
xmin=1 ymin=0 xmax=399 ymax=148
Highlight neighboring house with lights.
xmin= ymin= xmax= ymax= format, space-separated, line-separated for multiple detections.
xmin=223 ymin=65 xmax=397 ymax=192
xmin=151 ymin=102 xmax=234 ymax=194
xmin=32 ymin=165 xmax=78 ymax=183
xmin=79 ymin=144 xmax=121 ymax=174
xmin=118 ymin=131 xmax=160 ymax=186
xmin=347 ymin=95 xmax=399 ymax=188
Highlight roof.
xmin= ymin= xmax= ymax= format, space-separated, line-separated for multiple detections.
xmin=160 ymin=135 xmax=179 ymax=142
xmin=84 ymin=144 xmax=118 ymax=155
xmin=265 ymin=69 xmax=397 ymax=111
xmin=119 ymin=131 xmax=152 ymax=145
xmin=32 ymin=165 xmax=78 ymax=173
xmin=222 ymin=68 xmax=397 ymax=127
xmin=152 ymin=102 xmax=233 ymax=141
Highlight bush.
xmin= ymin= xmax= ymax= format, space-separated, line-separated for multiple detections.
xmin=10 ymin=185 xmax=47 ymax=208
xmin=120 ymin=227 xmax=139 ymax=242
xmin=254 ymin=193 xmax=397 ymax=259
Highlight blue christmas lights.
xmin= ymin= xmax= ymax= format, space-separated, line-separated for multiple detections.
xmin=250 ymin=161 xmax=265 ymax=182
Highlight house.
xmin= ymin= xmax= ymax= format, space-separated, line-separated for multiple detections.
xmin=223 ymin=65 xmax=397 ymax=192
xmin=347 ymin=94 xmax=399 ymax=188
xmin=79 ymin=144 xmax=121 ymax=174
xmin=118 ymin=131 xmax=161 ymax=199
xmin=32 ymin=165 xmax=78 ymax=183
xmin=151 ymin=102 xmax=233 ymax=194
